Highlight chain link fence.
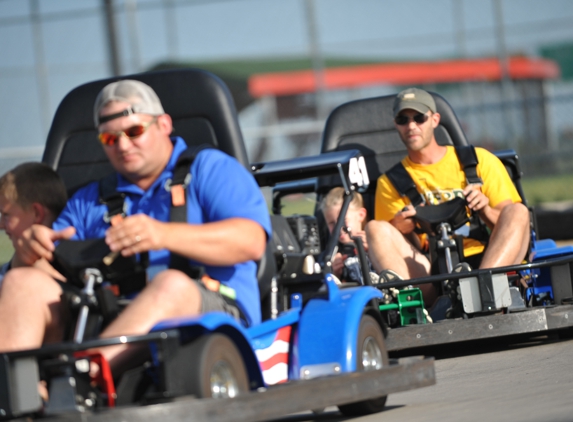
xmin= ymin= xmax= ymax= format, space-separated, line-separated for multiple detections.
xmin=448 ymin=80 xmax=573 ymax=178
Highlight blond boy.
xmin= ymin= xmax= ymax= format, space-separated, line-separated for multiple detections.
xmin=0 ymin=162 xmax=67 ymax=282
xmin=320 ymin=187 xmax=370 ymax=283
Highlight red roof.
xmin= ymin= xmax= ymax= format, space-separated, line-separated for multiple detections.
xmin=248 ymin=57 xmax=560 ymax=98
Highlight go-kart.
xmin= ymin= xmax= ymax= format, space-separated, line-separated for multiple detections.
xmin=0 ymin=70 xmax=435 ymax=421
xmin=318 ymin=91 xmax=573 ymax=352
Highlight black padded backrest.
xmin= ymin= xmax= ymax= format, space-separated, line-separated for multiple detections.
xmin=318 ymin=92 xmax=469 ymax=218
xmin=42 ymin=69 xmax=249 ymax=196
xmin=494 ymin=149 xmax=527 ymax=206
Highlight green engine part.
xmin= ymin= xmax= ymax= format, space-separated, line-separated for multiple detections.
xmin=379 ymin=287 xmax=426 ymax=326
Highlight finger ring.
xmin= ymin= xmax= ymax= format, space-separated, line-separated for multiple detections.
xmin=134 ymin=235 xmax=141 ymax=243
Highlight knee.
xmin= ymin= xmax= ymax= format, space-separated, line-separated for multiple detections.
xmin=145 ymin=270 xmax=201 ymax=315
xmin=501 ymin=202 xmax=530 ymax=225
xmin=148 ymin=270 xmax=199 ymax=302
xmin=365 ymin=219 xmax=395 ymax=240
xmin=1 ymin=268 xmax=61 ymax=301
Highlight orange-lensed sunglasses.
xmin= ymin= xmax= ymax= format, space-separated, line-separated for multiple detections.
xmin=98 ymin=118 xmax=157 ymax=146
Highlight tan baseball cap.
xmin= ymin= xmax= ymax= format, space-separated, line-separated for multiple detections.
xmin=393 ymin=87 xmax=436 ymax=117
xmin=94 ymin=79 xmax=165 ymax=127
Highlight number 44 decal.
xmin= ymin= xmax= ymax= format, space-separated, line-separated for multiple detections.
xmin=348 ymin=156 xmax=370 ymax=189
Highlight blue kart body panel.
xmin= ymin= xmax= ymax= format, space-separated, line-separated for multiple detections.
xmin=149 ymin=274 xmax=384 ymax=389
xmin=293 ymin=277 xmax=383 ymax=378
xmin=527 ymin=240 xmax=573 ymax=303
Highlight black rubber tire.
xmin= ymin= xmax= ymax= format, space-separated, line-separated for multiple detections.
xmin=338 ymin=314 xmax=389 ymax=417
xmin=557 ymin=327 xmax=573 ymax=340
xmin=186 ymin=333 xmax=249 ymax=399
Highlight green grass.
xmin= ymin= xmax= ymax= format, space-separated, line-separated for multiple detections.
xmin=0 ymin=233 xmax=13 ymax=265
xmin=278 ymin=194 xmax=318 ymax=216
xmin=521 ymin=174 xmax=573 ymax=205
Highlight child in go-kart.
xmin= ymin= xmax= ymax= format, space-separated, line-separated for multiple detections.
xmin=321 ymin=187 xmax=432 ymax=323
xmin=0 ymin=162 xmax=68 ymax=286
xmin=320 ymin=187 xmax=378 ymax=285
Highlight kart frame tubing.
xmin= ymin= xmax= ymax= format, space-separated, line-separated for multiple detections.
xmin=1 ymin=330 xmax=179 ymax=360
xmin=376 ymin=254 xmax=573 ymax=291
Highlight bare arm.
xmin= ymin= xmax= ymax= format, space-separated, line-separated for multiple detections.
xmin=14 ymin=225 xmax=76 ymax=265
xmin=389 ymin=205 xmax=417 ymax=235
xmin=351 ymin=229 xmax=369 ymax=252
xmin=464 ymin=185 xmax=513 ymax=230
xmin=331 ymin=252 xmax=346 ymax=277
xmin=387 ymin=205 xmax=424 ymax=250
xmin=105 ymin=215 xmax=267 ymax=266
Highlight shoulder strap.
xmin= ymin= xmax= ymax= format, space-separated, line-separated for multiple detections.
xmin=455 ymin=145 xmax=483 ymax=185
xmin=168 ymin=144 xmax=213 ymax=275
xmin=454 ymin=145 xmax=489 ymax=242
xmin=386 ymin=162 xmax=425 ymax=207
xmin=99 ymin=173 xmax=125 ymax=222
xmin=169 ymin=144 xmax=213 ymax=222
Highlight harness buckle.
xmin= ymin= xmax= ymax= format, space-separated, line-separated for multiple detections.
xmin=465 ymin=177 xmax=483 ymax=188
xmin=164 ymin=173 xmax=192 ymax=192
xmin=103 ymin=202 xmax=128 ymax=223
xmin=165 ymin=174 xmax=191 ymax=207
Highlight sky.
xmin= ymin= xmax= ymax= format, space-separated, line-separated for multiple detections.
xmin=1 ymin=0 xmax=573 ymax=157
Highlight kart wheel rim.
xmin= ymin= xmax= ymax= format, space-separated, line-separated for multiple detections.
xmin=361 ymin=336 xmax=383 ymax=371
xmin=210 ymin=360 xmax=240 ymax=398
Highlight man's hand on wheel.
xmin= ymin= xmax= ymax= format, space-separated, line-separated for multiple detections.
xmin=15 ymin=225 xmax=76 ymax=265
xmin=105 ymin=214 xmax=165 ymax=257
xmin=390 ymin=204 xmax=417 ymax=235
xmin=464 ymin=184 xmax=489 ymax=213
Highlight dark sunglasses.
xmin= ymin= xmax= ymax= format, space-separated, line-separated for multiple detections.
xmin=98 ymin=118 xmax=157 ymax=146
xmin=394 ymin=113 xmax=429 ymax=126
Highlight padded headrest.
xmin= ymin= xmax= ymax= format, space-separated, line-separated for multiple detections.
xmin=320 ymin=92 xmax=469 ymax=188
xmin=42 ymin=69 xmax=249 ymax=195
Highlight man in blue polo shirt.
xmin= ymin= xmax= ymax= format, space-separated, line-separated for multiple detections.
xmin=0 ymin=80 xmax=271 ymax=375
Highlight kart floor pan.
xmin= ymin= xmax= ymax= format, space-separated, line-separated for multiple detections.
xmin=386 ymin=305 xmax=573 ymax=351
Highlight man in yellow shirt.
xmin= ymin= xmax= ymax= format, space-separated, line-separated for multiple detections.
xmin=365 ymin=88 xmax=530 ymax=306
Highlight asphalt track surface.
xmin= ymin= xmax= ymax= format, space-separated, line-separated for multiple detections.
xmin=274 ymin=333 xmax=573 ymax=422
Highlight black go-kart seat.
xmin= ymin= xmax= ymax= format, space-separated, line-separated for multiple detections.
xmin=41 ymin=69 xmax=274 ymax=314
